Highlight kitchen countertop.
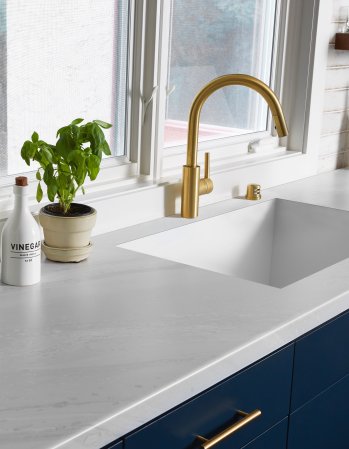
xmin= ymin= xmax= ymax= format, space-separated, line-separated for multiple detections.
xmin=2 ymin=169 xmax=349 ymax=449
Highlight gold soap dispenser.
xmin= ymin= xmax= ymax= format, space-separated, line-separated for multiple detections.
xmin=246 ymin=184 xmax=261 ymax=200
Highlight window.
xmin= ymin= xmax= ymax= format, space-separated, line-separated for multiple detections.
xmin=0 ymin=0 xmax=327 ymax=215
xmin=139 ymin=0 xmax=325 ymax=191
xmin=1 ymin=0 xmax=129 ymax=176
xmin=165 ymin=0 xmax=277 ymax=148
xmin=148 ymin=0 xmax=290 ymax=179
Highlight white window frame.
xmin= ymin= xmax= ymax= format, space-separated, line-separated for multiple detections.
xmin=140 ymin=0 xmax=329 ymax=188
xmin=159 ymin=0 xmax=279 ymax=164
xmin=0 ymin=0 xmax=331 ymax=228
xmin=0 ymin=0 xmax=141 ymax=201
xmin=145 ymin=0 xmax=289 ymax=178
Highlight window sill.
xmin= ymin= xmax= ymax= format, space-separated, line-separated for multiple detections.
xmin=162 ymin=148 xmax=300 ymax=180
xmin=0 ymin=159 xmax=140 ymax=219
xmin=0 ymin=150 xmax=313 ymax=236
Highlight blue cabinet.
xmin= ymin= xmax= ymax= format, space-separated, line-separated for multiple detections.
xmin=242 ymin=418 xmax=288 ymax=449
xmin=102 ymin=310 xmax=349 ymax=449
xmin=288 ymin=310 xmax=349 ymax=449
xmin=288 ymin=374 xmax=349 ymax=449
xmin=291 ymin=310 xmax=349 ymax=411
xmin=124 ymin=346 xmax=293 ymax=449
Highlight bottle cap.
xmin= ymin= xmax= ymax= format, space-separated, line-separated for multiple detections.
xmin=15 ymin=176 xmax=28 ymax=187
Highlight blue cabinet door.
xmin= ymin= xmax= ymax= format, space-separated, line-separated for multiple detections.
xmin=124 ymin=345 xmax=293 ymax=449
xmin=288 ymin=373 xmax=349 ymax=449
xmin=291 ymin=310 xmax=349 ymax=411
xmin=242 ymin=418 xmax=288 ymax=449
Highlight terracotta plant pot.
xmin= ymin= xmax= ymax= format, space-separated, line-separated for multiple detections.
xmin=39 ymin=203 xmax=97 ymax=262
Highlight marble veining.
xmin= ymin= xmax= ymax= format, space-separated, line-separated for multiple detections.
xmin=1 ymin=169 xmax=349 ymax=449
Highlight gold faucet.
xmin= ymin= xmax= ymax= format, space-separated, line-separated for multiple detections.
xmin=181 ymin=74 xmax=288 ymax=218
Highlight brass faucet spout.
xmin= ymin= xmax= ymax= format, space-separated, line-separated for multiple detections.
xmin=181 ymin=74 xmax=288 ymax=218
xmin=186 ymin=74 xmax=287 ymax=167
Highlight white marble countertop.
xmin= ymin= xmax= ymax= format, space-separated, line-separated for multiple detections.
xmin=2 ymin=169 xmax=349 ymax=449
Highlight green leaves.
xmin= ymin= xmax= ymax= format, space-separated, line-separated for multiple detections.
xmin=91 ymin=123 xmax=104 ymax=148
xmin=31 ymin=131 xmax=39 ymax=143
xmin=36 ymin=183 xmax=43 ymax=202
xmin=86 ymin=154 xmax=100 ymax=180
xmin=41 ymin=145 xmax=53 ymax=164
xmin=47 ymin=181 xmax=58 ymax=202
xmin=68 ymin=149 xmax=86 ymax=186
xmin=19 ymin=118 xmax=112 ymax=214
xmin=71 ymin=118 xmax=84 ymax=125
xmin=21 ymin=141 xmax=32 ymax=165
xmin=56 ymin=132 xmax=74 ymax=160
xmin=43 ymin=164 xmax=54 ymax=184
xmin=101 ymin=140 xmax=111 ymax=156
xmin=93 ymin=119 xmax=112 ymax=129
xmin=56 ymin=125 xmax=69 ymax=138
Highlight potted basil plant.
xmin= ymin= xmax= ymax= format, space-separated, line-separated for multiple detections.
xmin=20 ymin=118 xmax=112 ymax=262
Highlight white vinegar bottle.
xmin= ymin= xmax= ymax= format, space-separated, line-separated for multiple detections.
xmin=1 ymin=176 xmax=41 ymax=286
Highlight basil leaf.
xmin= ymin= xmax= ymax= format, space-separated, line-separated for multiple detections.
xmin=47 ymin=182 xmax=58 ymax=202
xmin=71 ymin=118 xmax=84 ymax=125
xmin=93 ymin=119 xmax=112 ymax=129
xmin=36 ymin=183 xmax=43 ymax=202
xmin=31 ymin=131 xmax=39 ymax=143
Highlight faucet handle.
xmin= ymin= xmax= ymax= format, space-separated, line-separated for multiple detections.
xmin=204 ymin=152 xmax=210 ymax=179
xmin=199 ymin=152 xmax=214 ymax=195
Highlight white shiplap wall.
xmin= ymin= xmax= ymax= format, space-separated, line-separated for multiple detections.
xmin=320 ymin=0 xmax=349 ymax=172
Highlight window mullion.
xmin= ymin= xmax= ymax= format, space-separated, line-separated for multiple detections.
xmin=152 ymin=0 xmax=173 ymax=181
xmin=128 ymin=0 xmax=146 ymax=168
xmin=270 ymin=0 xmax=289 ymax=142
xmin=133 ymin=0 xmax=172 ymax=179
xmin=139 ymin=0 xmax=159 ymax=177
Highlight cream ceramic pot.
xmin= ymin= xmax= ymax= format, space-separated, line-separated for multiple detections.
xmin=39 ymin=204 xmax=96 ymax=262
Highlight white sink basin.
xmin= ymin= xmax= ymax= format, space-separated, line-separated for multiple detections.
xmin=120 ymin=199 xmax=349 ymax=288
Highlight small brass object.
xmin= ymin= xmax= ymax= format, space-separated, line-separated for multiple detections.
xmin=246 ymin=184 xmax=261 ymax=200
xmin=195 ymin=409 xmax=262 ymax=449
xmin=181 ymin=74 xmax=288 ymax=218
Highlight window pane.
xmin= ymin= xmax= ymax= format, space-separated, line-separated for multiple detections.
xmin=2 ymin=0 xmax=129 ymax=176
xmin=165 ymin=0 xmax=277 ymax=148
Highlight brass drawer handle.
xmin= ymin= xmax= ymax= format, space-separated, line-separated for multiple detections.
xmin=195 ymin=409 xmax=262 ymax=449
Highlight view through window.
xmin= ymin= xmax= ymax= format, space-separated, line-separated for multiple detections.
xmin=0 ymin=0 xmax=129 ymax=176
xmin=165 ymin=0 xmax=277 ymax=148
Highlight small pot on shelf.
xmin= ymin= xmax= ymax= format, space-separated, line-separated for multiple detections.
xmin=335 ymin=32 xmax=349 ymax=50
xmin=40 ymin=203 xmax=97 ymax=262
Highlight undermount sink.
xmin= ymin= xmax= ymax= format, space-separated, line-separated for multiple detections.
xmin=119 ymin=199 xmax=349 ymax=288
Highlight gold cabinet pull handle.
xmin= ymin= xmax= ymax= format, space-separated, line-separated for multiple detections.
xmin=195 ymin=409 xmax=262 ymax=449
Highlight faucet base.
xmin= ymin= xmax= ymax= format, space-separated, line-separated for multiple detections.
xmin=181 ymin=165 xmax=200 ymax=218
xmin=181 ymin=165 xmax=214 ymax=218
